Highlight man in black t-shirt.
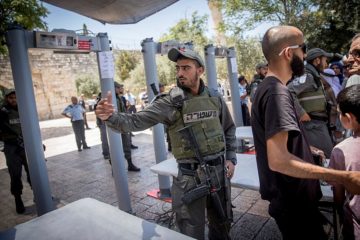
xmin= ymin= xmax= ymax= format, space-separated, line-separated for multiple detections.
xmin=252 ymin=25 xmax=360 ymax=240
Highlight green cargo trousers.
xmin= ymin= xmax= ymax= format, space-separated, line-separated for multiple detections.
xmin=171 ymin=162 xmax=231 ymax=240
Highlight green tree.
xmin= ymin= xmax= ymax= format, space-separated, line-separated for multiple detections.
xmin=221 ymin=0 xmax=359 ymax=53
xmin=231 ymin=37 xmax=265 ymax=81
xmin=115 ymin=50 xmax=139 ymax=81
xmin=207 ymin=0 xmax=227 ymax=46
xmin=222 ymin=0 xmax=316 ymax=34
xmin=127 ymin=55 xmax=176 ymax=90
xmin=306 ymin=1 xmax=360 ymax=53
xmin=159 ymin=11 xmax=210 ymax=51
xmin=75 ymin=76 xmax=100 ymax=98
xmin=0 ymin=0 xmax=48 ymax=55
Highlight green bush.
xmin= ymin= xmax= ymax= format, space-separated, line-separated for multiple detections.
xmin=75 ymin=76 xmax=100 ymax=98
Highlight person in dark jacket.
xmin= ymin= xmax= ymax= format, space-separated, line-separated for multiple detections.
xmin=0 ymin=89 xmax=31 ymax=214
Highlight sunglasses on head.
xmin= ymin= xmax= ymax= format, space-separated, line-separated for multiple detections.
xmin=278 ymin=43 xmax=307 ymax=56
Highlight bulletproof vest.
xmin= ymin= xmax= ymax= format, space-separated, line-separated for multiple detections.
xmin=168 ymin=91 xmax=225 ymax=160
xmin=1 ymin=106 xmax=22 ymax=142
xmin=116 ymin=95 xmax=126 ymax=112
xmin=297 ymin=74 xmax=327 ymax=114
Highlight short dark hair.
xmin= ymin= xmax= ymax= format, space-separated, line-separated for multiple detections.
xmin=238 ymin=75 xmax=245 ymax=83
xmin=337 ymin=84 xmax=360 ymax=122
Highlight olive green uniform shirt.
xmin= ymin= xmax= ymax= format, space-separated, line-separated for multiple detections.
xmin=105 ymin=85 xmax=237 ymax=164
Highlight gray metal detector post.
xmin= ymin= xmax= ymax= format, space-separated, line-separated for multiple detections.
xmin=96 ymin=33 xmax=132 ymax=212
xmin=5 ymin=26 xmax=54 ymax=215
xmin=204 ymin=44 xmax=218 ymax=90
xmin=226 ymin=47 xmax=243 ymax=127
xmin=141 ymin=38 xmax=171 ymax=198
xmin=206 ymin=45 xmax=243 ymax=127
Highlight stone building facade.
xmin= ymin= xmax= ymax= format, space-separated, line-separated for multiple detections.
xmin=0 ymin=49 xmax=99 ymax=120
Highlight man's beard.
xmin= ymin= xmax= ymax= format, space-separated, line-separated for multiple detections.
xmin=177 ymin=72 xmax=199 ymax=92
xmin=290 ymin=54 xmax=305 ymax=77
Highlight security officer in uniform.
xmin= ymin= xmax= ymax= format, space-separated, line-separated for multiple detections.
xmin=114 ymin=82 xmax=140 ymax=171
xmin=288 ymin=48 xmax=334 ymax=158
xmin=96 ymin=48 xmax=237 ymax=239
xmin=0 ymin=89 xmax=31 ymax=214
xmin=248 ymin=62 xmax=268 ymax=102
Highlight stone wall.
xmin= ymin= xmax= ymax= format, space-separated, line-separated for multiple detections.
xmin=0 ymin=49 xmax=99 ymax=120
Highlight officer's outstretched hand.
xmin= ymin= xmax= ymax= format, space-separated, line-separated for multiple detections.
xmin=95 ymin=91 xmax=115 ymax=121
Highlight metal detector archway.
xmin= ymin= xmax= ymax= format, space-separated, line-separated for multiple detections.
xmin=204 ymin=45 xmax=244 ymax=127
xmin=5 ymin=27 xmax=132 ymax=215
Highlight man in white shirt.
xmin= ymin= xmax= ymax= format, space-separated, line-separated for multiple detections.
xmin=62 ymin=96 xmax=91 ymax=152
xmin=124 ymin=89 xmax=137 ymax=114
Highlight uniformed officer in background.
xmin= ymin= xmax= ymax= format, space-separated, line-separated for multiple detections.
xmin=0 ymin=89 xmax=31 ymax=214
xmin=114 ymin=82 xmax=140 ymax=171
xmin=288 ymin=48 xmax=334 ymax=158
xmin=248 ymin=62 xmax=268 ymax=102
xmin=95 ymin=48 xmax=237 ymax=239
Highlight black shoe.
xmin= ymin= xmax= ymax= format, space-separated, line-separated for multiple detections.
xmin=131 ymin=145 xmax=138 ymax=149
xmin=78 ymin=149 xmax=82 ymax=152
xmin=15 ymin=195 xmax=25 ymax=214
xmin=104 ymin=155 xmax=110 ymax=160
xmin=128 ymin=163 xmax=140 ymax=172
xmin=83 ymin=146 xmax=91 ymax=150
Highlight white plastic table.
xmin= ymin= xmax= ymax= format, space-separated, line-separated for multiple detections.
xmin=235 ymin=126 xmax=253 ymax=140
xmin=0 ymin=198 xmax=194 ymax=240
xmin=150 ymin=154 xmax=332 ymax=198
xmin=150 ymin=154 xmax=336 ymax=238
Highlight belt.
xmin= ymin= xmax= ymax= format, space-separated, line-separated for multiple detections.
xmin=309 ymin=115 xmax=328 ymax=122
xmin=178 ymin=158 xmax=223 ymax=170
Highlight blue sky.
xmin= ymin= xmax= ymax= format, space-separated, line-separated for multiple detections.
xmin=43 ymin=0 xmax=274 ymax=50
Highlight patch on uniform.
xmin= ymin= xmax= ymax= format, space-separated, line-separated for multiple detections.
xmin=299 ymin=74 xmax=307 ymax=84
xmin=292 ymin=74 xmax=307 ymax=85
xmin=183 ymin=110 xmax=218 ymax=123
xmin=9 ymin=118 xmax=20 ymax=124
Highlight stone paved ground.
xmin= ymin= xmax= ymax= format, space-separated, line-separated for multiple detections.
xmin=0 ymin=112 xmax=335 ymax=239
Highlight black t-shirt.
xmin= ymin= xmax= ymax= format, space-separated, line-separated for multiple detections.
xmin=251 ymin=76 xmax=321 ymax=210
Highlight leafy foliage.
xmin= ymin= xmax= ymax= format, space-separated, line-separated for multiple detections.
xmin=306 ymin=0 xmax=360 ymax=53
xmin=0 ymin=0 xmax=48 ymax=55
xmin=221 ymin=0 xmax=360 ymax=53
xmin=115 ymin=50 xmax=140 ymax=81
xmin=229 ymin=36 xmax=265 ymax=81
xmin=75 ymin=76 xmax=100 ymax=98
xmin=126 ymin=55 xmax=176 ymax=90
xmin=159 ymin=11 xmax=210 ymax=51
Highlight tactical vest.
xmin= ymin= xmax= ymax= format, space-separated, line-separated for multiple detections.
xmin=297 ymin=82 xmax=327 ymax=114
xmin=1 ymin=106 xmax=22 ymax=142
xmin=116 ymin=95 xmax=126 ymax=112
xmin=168 ymin=93 xmax=225 ymax=160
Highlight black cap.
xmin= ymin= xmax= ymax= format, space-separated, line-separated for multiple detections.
xmin=168 ymin=48 xmax=205 ymax=68
xmin=4 ymin=89 xmax=15 ymax=97
xmin=306 ymin=48 xmax=333 ymax=61
xmin=159 ymin=83 xmax=165 ymax=88
xmin=255 ymin=63 xmax=268 ymax=70
xmin=114 ymin=82 xmax=124 ymax=88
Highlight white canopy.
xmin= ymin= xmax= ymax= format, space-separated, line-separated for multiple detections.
xmin=43 ymin=0 xmax=179 ymax=24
